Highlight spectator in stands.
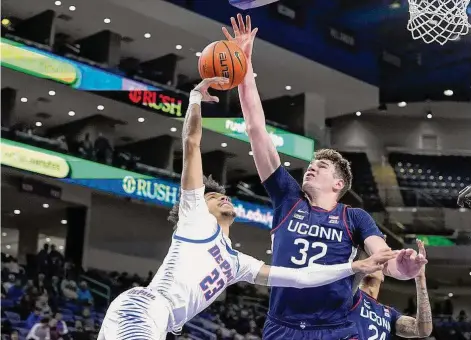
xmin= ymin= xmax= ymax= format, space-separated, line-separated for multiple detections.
xmin=34 ymin=273 xmax=48 ymax=296
xmin=24 ymin=279 xmax=36 ymax=296
xmin=26 ymin=317 xmax=50 ymax=340
xmin=3 ymin=274 xmax=16 ymax=292
xmin=71 ymin=320 xmax=88 ymax=340
xmin=144 ymin=271 xmax=153 ymax=286
xmin=444 ymin=298 xmax=454 ymax=317
xmin=78 ymin=133 xmax=94 ymax=159
xmin=48 ymin=276 xmax=61 ymax=298
xmin=18 ymin=293 xmax=36 ymax=319
xmin=56 ymin=136 xmax=68 ymax=152
xmin=48 ymin=245 xmax=64 ymax=277
xmin=35 ymin=294 xmax=52 ymax=317
xmin=37 ymin=244 xmax=49 ymax=275
xmin=81 ymin=307 xmax=96 ymax=333
xmin=6 ymin=279 xmax=24 ymax=301
xmin=94 ymin=132 xmax=113 ymax=164
xmin=458 ymin=310 xmax=468 ymax=322
xmin=4 ymin=330 xmax=19 ymax=340
xmin=26 ymin=308 xmax=42 ymax=330
xmin=53 ymin=313 xmax=69 ymax=340
xmin=61 ymin=275 xmax=78 ymax=300
xmin=77 ymin=281 xmax=93 ymax=305
xmin=5 ymin=257 xmax=22 ymax=275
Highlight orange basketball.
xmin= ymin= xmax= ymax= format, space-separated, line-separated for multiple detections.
xmin=198 ymin=40 xmax=247 ymax=91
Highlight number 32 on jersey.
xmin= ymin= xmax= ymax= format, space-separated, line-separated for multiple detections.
xmin=290 ymin=238 xmax=327 ymax=266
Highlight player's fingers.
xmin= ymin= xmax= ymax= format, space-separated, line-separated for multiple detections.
xmin=205 ymin=77 xmax=229 ymax=84
xmin=416 ymin=239 xmax=427 ymax=257
xmin=222 ymin=27 xmax=234 ymax=41
xmin=237 ymin=13 xmax=246 ymax=34
xmin=251 ymin=27 xmax=259 ymax=39
xmin=230 ymin=17 xmax=239 ymax=35
xmin=246 ymin=15 xmax=251 ymax=33
xmin=208 ymin=95 xmax=219 ymax=103
xmin=396 ymin=249 xmax=406 ymax=263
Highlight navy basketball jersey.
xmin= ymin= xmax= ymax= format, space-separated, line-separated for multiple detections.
xmin=348 ymin=291 xmax=401 ymax=340
xmin=263 ymin=166 xmax=383 ymax=327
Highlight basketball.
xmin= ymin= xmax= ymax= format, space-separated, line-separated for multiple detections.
xmin=198 ymin=40 xmax=247 ymax=91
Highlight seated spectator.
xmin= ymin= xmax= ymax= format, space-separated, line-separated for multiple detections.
xmin=26 ymin=317 xmax=50 ymax=340
xmin=55 ymin=313 xmax=69 ymax=340
xmin=34 ymin=273 xmax=48 ymax=296
xmin=5 ymin=257 xmax=22 ymax=276
xmin=3 ymin=274 xmax=16 ymax=292
xmin=24 ymin=279 xmax=36 ymax=296
xmin=81 ymin=307 xmax=95 ymax=332
xmin=6 ymin=279 xmax=24 ymax=301
xmin=48 ymin=276 xmax=61 ymax=299
xmin=94 ymin=132 xmax=113 ymax=164
xmin=72 ymin=320 xmax=88 ymax=340
xmin=26 ymin=308 xmax=42 ymax=330
xmin=61 ymin=276 xmax=78 ymax=300
xmin=35 ymin=294 xmax=52 ymax=317
xmin=4 ymin=330 xmax=19 ymax=340
xmin=18 ymin=293 xmax=36 ymax=319
xmin=77 ymin=281 xmax=93 ymax=305
xmin=78 ymin=133 xmax=94 ymax=159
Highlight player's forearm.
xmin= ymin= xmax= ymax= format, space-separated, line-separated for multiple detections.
xmin=414 ymin=274 xmax=433 ymax=337
xmin=238 ymin=62 xmax=267 ymax=133
xmin=182 ymin=92 xmax=203 ymax=145
xmin=260 ymin=263 xmax=354 ymax=288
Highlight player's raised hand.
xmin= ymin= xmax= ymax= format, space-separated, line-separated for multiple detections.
xmin=395 ymin=246 xmax=428 ymax=279
xmin=352 ymin=249 xmax=398 ymax=274
xmin=193 ymin=77 xmax=229 ymax=103
xmin=222 ymin=13 xmax=258 ymax=61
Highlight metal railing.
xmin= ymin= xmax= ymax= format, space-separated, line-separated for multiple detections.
xmin=80 ymin=274 xmax=112 ymax=306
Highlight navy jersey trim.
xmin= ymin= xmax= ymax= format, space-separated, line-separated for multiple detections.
xmin=350 ymin=291 xmax=363 ymax=311
xmin=173 ymin=225 xmax=221 ymax=243
xmin=342 ymin=205 xmax=357 ymax=247
xmin=270 ymin=198 xmax=303 ymax=234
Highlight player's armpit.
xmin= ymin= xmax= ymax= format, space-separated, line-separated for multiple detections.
xmin=395 ymin=316 xmax=422 ymax=338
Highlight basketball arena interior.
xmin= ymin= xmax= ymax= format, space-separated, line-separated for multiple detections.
xmin=1 ymin=0 xmax=471 ymax=339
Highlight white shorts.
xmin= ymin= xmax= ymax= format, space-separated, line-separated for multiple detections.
xmin=98 ymin=287 xmax=171 ymax=340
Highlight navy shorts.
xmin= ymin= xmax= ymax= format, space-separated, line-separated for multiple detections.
xmin=263 ymin=315 xmax=359 ymax=340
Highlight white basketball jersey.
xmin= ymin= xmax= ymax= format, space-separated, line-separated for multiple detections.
xmin=148 ymin=187 xmax=264 ymax=333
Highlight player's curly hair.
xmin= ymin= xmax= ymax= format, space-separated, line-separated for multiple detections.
xmin=313 ymin=149 xmax=352 ymax=199
xmin=168 ymin=175 xmax=226 ymax=228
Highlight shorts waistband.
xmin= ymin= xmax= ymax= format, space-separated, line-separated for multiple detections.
xmin=266 ymin=313 xmax=351 ymax=331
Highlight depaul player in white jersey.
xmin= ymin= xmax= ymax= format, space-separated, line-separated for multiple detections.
xmin=97 ymin=77 xmax=397 ymax=340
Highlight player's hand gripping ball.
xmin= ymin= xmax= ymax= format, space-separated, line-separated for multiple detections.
xmin=198 ymin=40 xmax=247 ymax=91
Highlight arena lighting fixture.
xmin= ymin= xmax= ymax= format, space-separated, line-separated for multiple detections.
xmin=61 ymin=220 xmax=68 ymax=225
xmin=1 ymin=18 xmax=10 ymax=26
xmin=221 ymin=142 xmax=228 ymax=148
xmin=170 ymin=127 xmax=177 ymax=132
xmin=68 ymin=111 xmax=76 ymax=116
xmin=444 ymin=89 xmax=453 ymax=96
xmin=235 ymin=243 xmax=241 ymax=248
xmin=46 ymin=237 xmax=51 ymax=242
xmin=397 ymin=101 xmax=407 ymax=107
xmin=54 ymin=0 xmax=61 ymax=5
xmin=448 ymin=293 xmax=453 ymax=297
xmin=59 ymin=245 xmax=64 ymax=250
xmin=285 ymin=85 xmax=292 ymax=90
xmin=266 ymin=249 xmax=272 ymax=255
xmin=104 ymin=18 xmax=111 ymax=24
xmin=284 ymin=161 xmax=291 ymax=167
xmin=13 ymin=210 xmax=21 ymax=215
xmin=6 ymin=245 xmax=11 ymax=249
xmin=253 ymin=73 xmax=257 ymax=78
xmin=97 ymin=105 xmax=104 ymax=110
xmin=69 ymin=5 xmax=76 ymax=11
xmin=144 ymin=33 xmax=151 ymax=38
xmin=2 ymin=232 xmax=7 ymax=237
xmin=175 ymin=45 xmax=182 ymax=50
xmin=389 ymin=0 xmax=401 ymax=9
xmin=426 ymin=113 xmax=433 ymax=119
xmin=20 ymin=97 xmax=28 ymax=103
xmin=355 ymin=111 xmax=362 ymax=116
xmin=459 ymin=207 xmax=466 ymax=212
xmin=137 ymin=117 xmax=145 ymax=123
xmin=249 ymin=150 xmax=253 ymax=156
xmin=35 ymin=122 xmax=43 ymax=127
xmin=48 ymin=90 xmax=56 ymax=96
xmin=195 ymin=52 xmax=202 ymax=57
xmin=43 ymin=203 xmax=49 ymax=208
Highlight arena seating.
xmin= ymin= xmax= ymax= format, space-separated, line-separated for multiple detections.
xmin=389 ymin=153 xmax=471 ymax=208
xmin=342 ymin=152 xmax=383 ymax=212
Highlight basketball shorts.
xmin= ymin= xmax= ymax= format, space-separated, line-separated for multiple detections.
xmin=98 ymin=287 xmax=171 ymax=340
xmin=263 ymin=314 xmax=359 ymax=340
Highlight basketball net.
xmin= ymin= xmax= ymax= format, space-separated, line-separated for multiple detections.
xmin=407 ymin=0 xmax=471 ymax=44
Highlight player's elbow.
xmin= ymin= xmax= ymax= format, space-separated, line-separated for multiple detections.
xmin=417 ymin=324 xmax=433 ymax=338
xmin=183 ymin=137 xmax=200 ymax=151
xmin=246 ymin=124 xmax=267 ymax=139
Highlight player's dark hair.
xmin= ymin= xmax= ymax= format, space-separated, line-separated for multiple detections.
xmin=313 ymin=149 xmax=352 ymax=199
xmin=168 ymin=175 xmax=226 ymax=228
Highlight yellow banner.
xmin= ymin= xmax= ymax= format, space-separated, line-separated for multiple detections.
xmin=0 ymin=39 xmax=78 ymax=85
xmin=1 ymin=143 xmax=70 ymax=178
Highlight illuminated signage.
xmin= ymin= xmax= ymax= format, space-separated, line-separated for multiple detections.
xmin=128 ymin=90 xmax=184 ymax=117
xmin=1 ymin=38 xmax=314 ymax=161
xmin=200 ymin=118 xmax=314 ymax=162
xmin=1 ymin=143 xmax=70 ymax=178
xmin=1 ymin=139 xmax=273 ymax=229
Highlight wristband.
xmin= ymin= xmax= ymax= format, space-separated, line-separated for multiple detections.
xmin=189 ymin=91 xmax=203 ymax=106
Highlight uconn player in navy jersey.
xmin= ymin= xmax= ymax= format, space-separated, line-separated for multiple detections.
xmin=224 ymin=14 xmax=428 ymax=339
xmin=349 ymin=240 xmax=432 ymax=339
xmin=98 ymin=78 xmax=394 ymax=340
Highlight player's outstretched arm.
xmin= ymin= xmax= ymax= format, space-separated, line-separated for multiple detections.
xmin=181 ymin=77 xmax=228 ymax=191
xmin=458 ymin=185 xmax=471 ymax=207
xmin=395 ymin=241 xmax=433 ymax=338
xmin=222 ymin=14 xmax=281 ymax=182
xmin=253 ymin=249 xmax=397 ymax=288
